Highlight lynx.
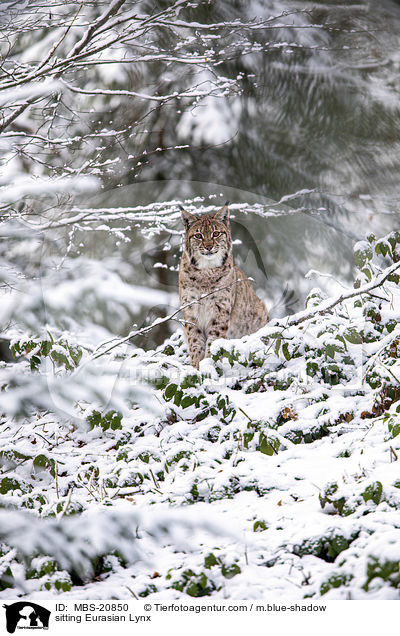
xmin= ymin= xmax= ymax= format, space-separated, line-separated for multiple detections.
xmin=178 ymin=203 xmax=268 ymax=368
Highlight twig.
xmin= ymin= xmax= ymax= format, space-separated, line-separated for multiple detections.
xmin=238 ymin=407 xmax=253 ymax=422
xmin=0 ymin=95 xmax=43 ymax=134
xmin=366 ymin=292 xmax=389 ymax=302
xmin=125 ymin=586 xmax=139 ymax=599
xmin=377 ymin=361 xmax=400 ymax=385
xmin=57 ymin=487 xmax=73 ymax=519
xmin=55 ymin=462 xmax=59 ymax=500
xmin=149 ymin=469 xmax=162 ymax=493
xmin=65 ymin=0 xmax=127 ymax=60
xmin=91 ymin=281 xmax=242 ymax=360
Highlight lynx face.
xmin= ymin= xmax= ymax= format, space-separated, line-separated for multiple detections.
xmin=181 ymin=206 xmax=232 ymax=269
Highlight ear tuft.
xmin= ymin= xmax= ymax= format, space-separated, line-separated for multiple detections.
xmin=180 ymin=206 xmax=197 ymax=230
xmin=213 ymin=203 xmax=230 ymax=225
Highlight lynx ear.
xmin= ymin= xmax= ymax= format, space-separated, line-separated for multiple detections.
xmin=179 ymin=205 xmax=197 ymax=230
xmin=213 ymin=201 xmax=230 ymax=225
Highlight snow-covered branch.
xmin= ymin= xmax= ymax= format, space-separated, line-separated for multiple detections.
xmin=0 ymin=0 xmax=345 ymax=197
xmin=277 ymin=260 xmax=400 ymax=329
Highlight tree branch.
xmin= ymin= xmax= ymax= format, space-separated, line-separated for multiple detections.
xmin=276 ymin=260 xmax=400 ymax=329
xmin=91 ymin=281 xmax=243 ymax=361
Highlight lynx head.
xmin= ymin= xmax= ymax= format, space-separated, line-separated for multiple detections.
xmin=180 ymin=203 xmax=232 ymax=269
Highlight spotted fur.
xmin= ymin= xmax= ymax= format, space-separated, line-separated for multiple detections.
xmin=178 ymin=203 xmax=268 ymax=368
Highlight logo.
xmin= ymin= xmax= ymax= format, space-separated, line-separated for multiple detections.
xmin=3 ymin=602 xmax=50 ymax=633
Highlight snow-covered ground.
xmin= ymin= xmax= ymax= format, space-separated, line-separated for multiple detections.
xmin=1 ymin=231 xmax=400 ymax=601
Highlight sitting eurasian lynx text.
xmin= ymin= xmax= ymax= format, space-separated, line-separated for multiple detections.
xmin=179 ymin=203 xmax=268 ymax=368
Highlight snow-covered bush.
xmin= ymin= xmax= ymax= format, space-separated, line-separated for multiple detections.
xmin=0 ymin=229 xmax=400 ymax=599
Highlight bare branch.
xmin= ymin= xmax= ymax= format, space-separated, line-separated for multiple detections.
xmin=91 ymin=281 xmax=243 ymax=361
xmin=0 ymin=95 xmax=42 ymax=134
xmin=65 ymin=0 xmax=127 ymax=60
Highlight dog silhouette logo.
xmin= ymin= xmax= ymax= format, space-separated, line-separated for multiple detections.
xmin=3 ymin=602 xmax=50 ymax=633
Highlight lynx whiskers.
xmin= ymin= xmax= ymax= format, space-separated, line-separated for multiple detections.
xmin=178 ymin=202 xmax=268 ymax=368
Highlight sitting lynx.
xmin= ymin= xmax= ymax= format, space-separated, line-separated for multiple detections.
xmin=179 ymin=202 xmax=268 ymax=368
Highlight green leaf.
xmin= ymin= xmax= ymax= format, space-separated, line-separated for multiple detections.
xmin=329 ymin=535 xmax=349 ymax=558
xmin=361 ymin=267 xmax=372 ymax=281
xmin=173 ymin=389 xmax=183 ymax=406
xmin=11 ymin=342 xmax=21 ymax=357
xmin=109 ymin=411 xmax=123 ymax=430
xmin=375 ymin=241 xmax=389 ymax=257
xmin=33 ymin=454 xmax=55 ymax=477
xmin=154 ymin=376 xmax=169 ymax=390
xmin=164 ymin=383 xmax=177 ymax=401
xmin=181 ymin=374 xmax=201 ymax=389
xmin=204 ymin=553 xmax=219 ymax=569
xmin=50 ymin=350 xmax=70 ymax=369
xmin=354 ymin=244 xmax=373 ymax=268
xmin=253 ymin=520 xmax=268 ymax=532
xmin=388 ymin=231 xmax=400 ymax=249
xmin=68 ymin=345 xmax=82 ymax=366
xmin=335 ymin=335 xmax=348 ymax=350
xmin=282 ymin=343 xmax=291 ymax=360
xmin=221 ymin=563 xmax=241 ymax=579
xmin=326 ymin=344 xmax=336 ymax=359
xmin=243 ymin=431 xmax=254 ymax=449
xmin=30 ymin=355 xmax=41 ymax=370
xmin=362 ymin=481 xmax=383 ymax=505
xmin=40 ymin=341 xmax=52 ymax=356
xmin=87 ymin=410 xmax=102 ymax=429
xmin=259 ymin=432 xmax=278 ymax=456
xmin=343 ymin=329 xmax=363 ymax=344
xmin=0 ymin=477 xmax=22 ymax=494
xmin=389 ymin=422 xmax=400 ymax=439
xmin=180 ymin=396 xmax=196 ymax=409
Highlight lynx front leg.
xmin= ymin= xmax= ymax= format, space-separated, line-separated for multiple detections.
xmin=182 ymin=313 xmax=206 ymax=369
xmin=204 ymin=313 xmax=230 ymax=359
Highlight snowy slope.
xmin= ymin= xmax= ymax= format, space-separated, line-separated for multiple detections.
xmin=0 ymin=231 xmax=400 ymax=600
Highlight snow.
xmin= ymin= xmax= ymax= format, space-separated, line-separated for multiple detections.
xmin=1 ymin=236 xmax=400 ymax=600
xmin=0 ymin=81 xmax=62 ymax=107
xmin=0 ymin=176 xmax=99 ymax=203
xmin=177 ymin=72 xmax=241 ymax=145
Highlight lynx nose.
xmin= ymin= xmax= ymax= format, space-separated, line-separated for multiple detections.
xmin=204 ymin=243 xmax=213 ymax=251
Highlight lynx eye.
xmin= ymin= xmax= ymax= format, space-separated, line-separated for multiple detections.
xmin=194 ymin=233 xmax=203 ymax=239
xmin=213 ymin=231 xmax=222 ymax=237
